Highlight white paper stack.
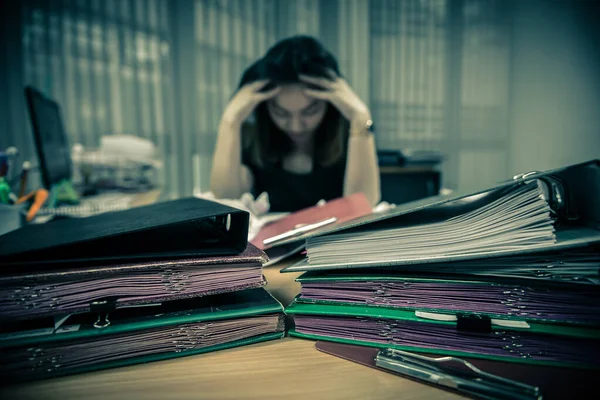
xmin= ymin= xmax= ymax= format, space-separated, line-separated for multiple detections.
xmin=305 ymin=181 xmax=556 ymax=265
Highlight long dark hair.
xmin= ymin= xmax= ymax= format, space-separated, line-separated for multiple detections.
xmin=238 ymin=35 xmax=348 ymax=168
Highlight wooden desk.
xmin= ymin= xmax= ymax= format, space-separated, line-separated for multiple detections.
xmin=263 ymin=256 xmax=303 ymax=307
xmin=0 ymin=338 xmax=461 ymax=400
xmin=0 ymin=259 xmax=462 ymax=400
xmin=130 ymin=189 xmax=162 ymax=207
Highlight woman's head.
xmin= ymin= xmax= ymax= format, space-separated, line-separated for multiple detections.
xmin=239 ymin=35 xmax=347 ymax=167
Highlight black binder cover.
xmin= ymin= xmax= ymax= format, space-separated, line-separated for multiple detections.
xmin=0 ymin=197 xmax=249 ymax=270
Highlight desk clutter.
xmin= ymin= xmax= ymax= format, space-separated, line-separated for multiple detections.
xmin=278 ymin=159 xmax=600 ymax=397
xmin=69 ymin=134 xmax=162 ymax=195
xmin=0 ymin=197 xmax=285 ymax=383
xmin=1 ymin=159 xmax=600 ymax=398
xmin=1 ymin=86 xmax=164 ymax=234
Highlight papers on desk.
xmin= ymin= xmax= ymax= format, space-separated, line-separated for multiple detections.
xmin=290 ymin=309 xmax=600 ymax=368
xmin=0 ymin=244 xmax=268 ymax=321
xmin=296 ymin=266 xmax=600 ymax=325
xmin=36 ymin=191 xmax=136 ymax=218
xmin=304 ymin=181 xmax=556 ymax=266
xmin=284 ymin=159 xmax=600 ymax=376
xmin=1 ymin=289 xmax=284 ymax=382
xmin=0 ymin=197 xmax=285 ymax=383
xmin=72 ymin=135 xmax=162 ymax=191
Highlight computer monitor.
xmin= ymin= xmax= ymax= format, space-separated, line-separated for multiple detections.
xmin=24 ymin=86 xmax=79 ymax=205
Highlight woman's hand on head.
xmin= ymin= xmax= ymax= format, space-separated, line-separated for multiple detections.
xmin=300 ymin=72 xmax=371 ymax=124
xmin=221 ymin=80 xmax=281 ymax=128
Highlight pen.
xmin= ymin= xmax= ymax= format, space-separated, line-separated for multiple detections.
xmin=26 ymin=188 xmax=49 ymax=222
xmin=262 ymin=217 xmax=338 ymax=246
xmin=16 ymin=189 xmax=37 ymax=205
xmin=375 ymin=348 xmax=542 ymax=400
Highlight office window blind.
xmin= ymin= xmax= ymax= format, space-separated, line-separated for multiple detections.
xmin=458 ymin=0 xmax=511 ymax=188
xmin=368 ymin=0 xmax=511 ymax=189
xmin=195 ymin=0 xmax=278 ymax=140
xmin=22 ymin=0 xmax=174 ymax=152
xmin=461 ymin=0 xmax=510 ymax=141
xmin=369 ymin=0 xmax=447 ymax=150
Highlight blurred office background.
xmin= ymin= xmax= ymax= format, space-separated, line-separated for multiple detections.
xmin=1 ymin=0 xmax=599 ymax=200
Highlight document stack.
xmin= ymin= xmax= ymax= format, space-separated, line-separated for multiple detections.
xmin=282 ymin=160 xmax=600 ymax=371
xmin=0 ymin=197 xmax=285 ymax=383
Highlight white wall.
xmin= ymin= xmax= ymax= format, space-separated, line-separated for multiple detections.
xmin=509 ymin=0 xmax=600 ymax=176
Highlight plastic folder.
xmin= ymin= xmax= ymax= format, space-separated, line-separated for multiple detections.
xmin=0 ymin=197 xmax=250 ymax=269
xmin=286 ymin=301 xmax=600 ymax=370
xmin=282 ymin=159 xmax=600 ymax=272
xmin=0 ymin=243 xmax=268 ymax=322
xmin=0 ymin=288 xmax=285 ymax=383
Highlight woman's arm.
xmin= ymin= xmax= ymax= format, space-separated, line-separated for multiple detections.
xmin=209 ymin=119 xmax=253 ymax=199
xmin=299 ymin=74 xmax=381 ymax=206
xmin=344 ymin=117 xmax=381 ymax=206
xmin=209 ymin=80 xmax=280 ymax=199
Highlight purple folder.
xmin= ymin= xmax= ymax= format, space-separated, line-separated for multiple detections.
xmin=0 ymin=244 xmax=267 ymax=321
xmin=298 ymin=276 xmax=600 ymax=325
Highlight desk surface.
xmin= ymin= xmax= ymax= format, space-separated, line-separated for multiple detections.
xmin=0 ymin=338 xmax=461 ymax=400
xmin=130 ymin=189 xmax=162 ymax=207
xmin=0 ymin=238 xmax=461 ymax=400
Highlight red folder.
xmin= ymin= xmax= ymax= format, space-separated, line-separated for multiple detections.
xmin=251 ymin=192 xmax=373 ymax=250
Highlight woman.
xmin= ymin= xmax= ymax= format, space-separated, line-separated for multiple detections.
xmin=210 ymin=35 xmax=380 ymax=212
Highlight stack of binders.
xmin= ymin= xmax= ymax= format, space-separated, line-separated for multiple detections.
xmin=281 ymin=160 xmax=600 ymax=372
xmin=0 ymin=197 xmax=285 ymax=383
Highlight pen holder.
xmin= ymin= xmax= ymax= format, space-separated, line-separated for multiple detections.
xmin=0 ymin=203 xmax=26 ymax=236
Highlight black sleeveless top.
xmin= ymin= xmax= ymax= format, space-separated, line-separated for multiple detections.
xmin=242 ymin=151 xmax=346 ymax=212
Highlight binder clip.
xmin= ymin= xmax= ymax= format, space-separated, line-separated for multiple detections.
xmin=375 ymin=348 xmax=543 ymax=400
xmin=90 ymin=298 xmax=117 ymax=328
xmin=512 ymin=170 xmax=579 ymax=221
xmin=456 ymin=313 xmax=492 ymax=334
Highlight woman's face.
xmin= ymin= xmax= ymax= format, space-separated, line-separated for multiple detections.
xmin=266 ymin=84 xmax=328 ymax=145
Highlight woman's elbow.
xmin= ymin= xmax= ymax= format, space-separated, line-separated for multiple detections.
xmin=209 ymin=171 xmax=220 ymax=195
xmin=345 ymin=186 xmax=380 ymax=208
xmin=210 ymin=175 xmax=247 ymax=199
xmin=210 ymin=173 xmax=230 ymax=198
xmin=368 ymin=172 xmax=381 ymax=207
xmin=211 ymin=184 xmax=235 ymax=199
xmin=210 ymin=182 xmax=224 ymax=198
xmin=369 ymin=187 xmax=381 ymax=208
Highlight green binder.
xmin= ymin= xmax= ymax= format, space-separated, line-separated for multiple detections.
xmin=285 ymin=301 xmax=600 ymax=370
xmin=293 ymin=271 xmax=600 ymax=326
xmin=1 ymin=288 xmax=285 ymax=383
